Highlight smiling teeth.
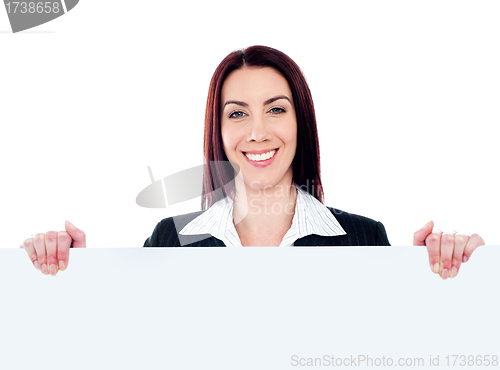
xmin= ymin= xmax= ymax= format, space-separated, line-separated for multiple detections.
xmin=245 ymin=150 xmax=276 ymax=161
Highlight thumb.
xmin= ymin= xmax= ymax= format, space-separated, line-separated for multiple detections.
xmin=65 ymin=220 xmax=87 ymax=248
xmin=413 ymin=220 xmax=434 ymax=246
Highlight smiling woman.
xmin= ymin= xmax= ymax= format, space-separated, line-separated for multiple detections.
xmin=21 ymin=45 xmax=485 ymax=280
xmin=220 ymin=67 xmax=299 ymax=247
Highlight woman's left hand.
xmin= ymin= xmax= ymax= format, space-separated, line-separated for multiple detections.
xmin=413 ymin=221 xmax=485 ymax=279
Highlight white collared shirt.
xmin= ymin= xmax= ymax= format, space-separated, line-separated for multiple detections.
xmin=179 ymin=185 xmax=347 ymax=247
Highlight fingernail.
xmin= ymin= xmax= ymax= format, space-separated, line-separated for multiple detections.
xmin=67 ymin=220 xmax=76 ymax=231
xmin=441 ymin=269 xmax=449 ymax=279
xmin=422 ymin=221 xmax=432 ymax=230
xmin=59 ymin=260 xmax=66 ymax=271
xmin=450 ymin=266 xmax=458 ymax=278
xmin=432 ymin=228 xmax=442 ymax=234
xmin=463 ymin=256 xmax=468 ymax=263
xmin=34 ymin=260 xmax=40 ymax=270
xmin=41 ymin=264 xmax=48 ymax=275
xmin=49 ymin=264 xmax=57 ymax=276
xmin=432 ymin=263 xmax=440 ymax=274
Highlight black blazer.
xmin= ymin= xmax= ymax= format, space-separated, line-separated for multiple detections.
xmin=143 ymin=208 xmax=390 ymax=247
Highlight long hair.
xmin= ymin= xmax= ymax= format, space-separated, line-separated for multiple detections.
xmin=201 ymin=45 xmax=324 ymax=210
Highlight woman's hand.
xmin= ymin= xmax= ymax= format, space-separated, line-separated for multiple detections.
xmin=414 ymin=221 xmax=484 ymax=279
xmin=20 ymin=220 xmax=86 ymax=276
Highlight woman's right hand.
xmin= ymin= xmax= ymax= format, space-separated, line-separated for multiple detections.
xmin=21 ymin=220 xmax=86 ymax=276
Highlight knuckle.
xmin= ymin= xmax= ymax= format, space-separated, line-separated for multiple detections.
xmin=45 ymin=231 xmax=57 ymax=241
xmin=441 ymin=258 xmax=452 ymax=266
xmin=429 ymin=256 xmax=440 ymax=265
xmin=426 ymin=234 xmax=440 ymax=244
xmin=57 ymin=248 xmax=69 ymax=257
xmin=442 ymin=234 xmax=454 ymax=244
xmin=57 ymin=254 xmax=69 ymax=262
xmin=455 ymin=234 xmax=467 ymax=245
xmin=58 ymin=233 xmax=71 ymax=245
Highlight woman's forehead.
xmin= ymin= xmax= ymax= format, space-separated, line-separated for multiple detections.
xmin=221 ymin=67 xmax=293 ymax=104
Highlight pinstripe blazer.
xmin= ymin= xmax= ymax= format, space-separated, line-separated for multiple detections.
xmin=142 ymin=208 xmax=391 ymax=247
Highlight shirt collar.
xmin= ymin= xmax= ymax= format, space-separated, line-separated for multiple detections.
xmin=179 ymin=184 xmax=346 ymax=246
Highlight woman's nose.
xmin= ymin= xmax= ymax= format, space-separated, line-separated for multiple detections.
xmin=247 ymin=115 xmax=270 ymax=143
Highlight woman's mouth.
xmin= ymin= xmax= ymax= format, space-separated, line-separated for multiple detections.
xmin=244 ymin=149 xmax=276 ymax=161
xmin=242 ymin=149 xmax=278 ymax=167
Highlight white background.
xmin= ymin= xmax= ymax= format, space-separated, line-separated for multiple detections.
xmin=1 ymin=0 xmax=498 ymax=248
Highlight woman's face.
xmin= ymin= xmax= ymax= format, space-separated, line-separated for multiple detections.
xmin=221 ymin=67 xmax=297 ymax=190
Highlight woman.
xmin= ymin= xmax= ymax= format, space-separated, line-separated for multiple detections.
xmin=21 ymin=46 xmax=485 ymax=279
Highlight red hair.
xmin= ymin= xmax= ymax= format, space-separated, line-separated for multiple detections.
xmin=202 ymin=45 xmax=324 ymax=210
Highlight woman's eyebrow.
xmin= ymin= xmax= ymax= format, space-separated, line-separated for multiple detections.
xmin=263 ymin=95 xmax=291 ymax=106
xmin=223 ymin=95 xmax=292 ymax=109
xmin=223 ymin=100 xmax=249 ymax=108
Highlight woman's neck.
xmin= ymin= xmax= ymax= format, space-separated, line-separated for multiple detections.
xmin=232 ymin=175 xmax=297 ymax=246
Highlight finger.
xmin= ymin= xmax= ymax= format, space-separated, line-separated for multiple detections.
xmin=33 ymin=233 xmax=48 ymax=275
xmin=22 ymin=237 xmax=40 ymax=270
xmin=413 ymin=221 xmax=434 ymax=246
xmin=450 ymin=234 xmax=469 ymax=278
xmin=65 ymin=220 xmax=86 ymax=248
xmin=439 ymin=232 xmax=455 ymax=279
xmin=462 ymin=233 xmax=485 ymax=263
xmin=57 ymin=231 xmax=72 ymax=271
xmin=425 ymin=228 xmax=442 ymax=274
xmin=45 ymin=231 xmax=59 ymax=276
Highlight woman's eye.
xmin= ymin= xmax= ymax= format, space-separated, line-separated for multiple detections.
xmin=229 ymin=111 xmax=245 ymax=119
xmin=269 ymin=107 xmax=286 ymax=114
